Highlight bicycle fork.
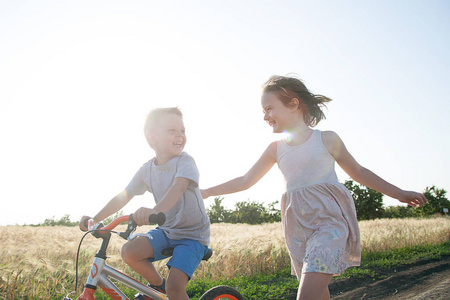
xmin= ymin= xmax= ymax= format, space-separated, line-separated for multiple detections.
xmin=77 ymin=256 xmax=114 ymax=300
xmin=76 ymin=230 xmax=127 ymax=300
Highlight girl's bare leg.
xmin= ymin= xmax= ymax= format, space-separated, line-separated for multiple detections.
xmin=121 ymin=236 xmax=164 ymax=286
xmin=297 ymin=272 xmax=332 ymax=300
xmin=323 ymin=287 xmax=330 ymax=300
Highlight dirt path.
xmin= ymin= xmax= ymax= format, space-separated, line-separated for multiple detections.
xmin=329 ymin=256 xmax=450 ymax=299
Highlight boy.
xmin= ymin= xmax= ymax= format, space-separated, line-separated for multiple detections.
xmin=80 ymin=107 xmax=210 ymax=300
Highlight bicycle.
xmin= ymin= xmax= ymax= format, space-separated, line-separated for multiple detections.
xmin=64 ymin=213 xmax=243 ymax=300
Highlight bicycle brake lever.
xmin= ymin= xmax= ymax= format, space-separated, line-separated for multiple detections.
xmin=127 ymin=232 xmax=154 ymax=241
xmin=90 ymin=222 xmax=105 ymax=238
xmin=118 ymin=214 xmax=139 ymax=240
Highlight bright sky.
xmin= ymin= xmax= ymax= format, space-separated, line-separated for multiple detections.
xmin=1 ymin=0 xmax=449 ymax=226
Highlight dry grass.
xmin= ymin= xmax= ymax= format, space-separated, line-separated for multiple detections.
xmin=0 ymin=217 xmax=449 ymax=299
xmin=194 ymin=223 xmax=289 ymax=280
xmin=359 ymin=217 xmax=450 ymax=252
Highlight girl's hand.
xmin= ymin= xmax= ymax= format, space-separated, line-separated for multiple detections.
xmin=200 ymin=189 xmax=210 ymax=199
xmin=398 ymin=191 xmax=428 ymax=207
xmin=134 ymin=207 xmax=155 ymax=226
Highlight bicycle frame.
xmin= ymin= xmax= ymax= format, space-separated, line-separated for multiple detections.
xmin=75 ymin=214 xmax=167 ymax=300
xmin=79 ymin=255 xmax=167 ymax=300
xmin=69 ymin=214 xmax=243 ymax=300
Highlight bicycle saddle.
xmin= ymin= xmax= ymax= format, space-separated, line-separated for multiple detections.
xmin=161 ymin=247 xmax=213 ymax=261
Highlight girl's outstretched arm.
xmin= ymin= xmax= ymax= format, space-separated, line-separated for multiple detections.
xmin=201 ymin=142 xmax=277 ymax=199
xmin=322 ymin=131 xmax=427 ymax=207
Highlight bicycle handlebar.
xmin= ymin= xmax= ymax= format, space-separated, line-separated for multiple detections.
xmin=86 ymin=212 xmax=166 ymax=233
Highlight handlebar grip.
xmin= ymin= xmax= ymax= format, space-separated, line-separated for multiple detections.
xmin=149 ymin=212 xmax=166 ymax=226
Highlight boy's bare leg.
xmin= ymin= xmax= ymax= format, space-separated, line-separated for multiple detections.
xmin=297 ymin=272 xmax=332 ymax=300
xmin=166 ymin=267 xmax=189 ymax=300
xmin=121 ymin=236 xmax=164 ymax=286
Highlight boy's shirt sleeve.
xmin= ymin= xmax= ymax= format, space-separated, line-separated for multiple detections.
xmin=175 ymin=154 xmax=200 ymax=189
xmin=125 ymin=161 xmax=151 ymax=196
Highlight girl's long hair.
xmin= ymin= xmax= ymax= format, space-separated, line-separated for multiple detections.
xmin=262 ymin=75 xmax=332 ymax=127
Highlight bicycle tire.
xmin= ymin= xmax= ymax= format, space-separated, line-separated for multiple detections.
xmin=199 ymin=285 xmax=244 ymax=300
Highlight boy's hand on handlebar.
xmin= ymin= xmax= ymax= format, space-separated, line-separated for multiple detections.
xmin=79 ymin=215 xmax=92 ymax=231
xmin=134 ymin=207 xmax=156 ymax=226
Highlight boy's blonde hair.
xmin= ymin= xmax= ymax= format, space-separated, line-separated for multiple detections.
xmin=144 ymin=107 xmax=183 ymax=135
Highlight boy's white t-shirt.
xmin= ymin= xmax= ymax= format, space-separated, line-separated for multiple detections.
xmin=125 ymin=152 xmax=210 ymax=245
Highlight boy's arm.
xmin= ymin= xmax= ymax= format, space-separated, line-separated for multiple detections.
xmin=201 ymin=142 xmax=277 ymax=199
xmin=133 ymin=177 xmax=190 ymax=225
xmin=79 ymin=189 xmax=133 ymax=230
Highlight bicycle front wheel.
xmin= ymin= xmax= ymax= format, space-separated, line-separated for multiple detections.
xmin=199 ymin=285 xmax=244 ymax=300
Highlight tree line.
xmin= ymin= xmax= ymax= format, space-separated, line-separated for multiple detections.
xmin=207 ymin=197 xmax=281 ymax=224
xmin=31 ymin=181 xmax=448 ymax=226
xmin=344 ymin=181 xmax=449 ymax=220
xmin=206 ymin=181 xmax=449 ymax=224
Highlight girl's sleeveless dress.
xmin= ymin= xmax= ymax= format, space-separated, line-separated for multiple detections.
xmin=277 ymin=130 xmax=361 ymax=280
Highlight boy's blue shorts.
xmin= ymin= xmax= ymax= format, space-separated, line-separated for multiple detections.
xmin=146 ymin=227 xmax=208 ymax=279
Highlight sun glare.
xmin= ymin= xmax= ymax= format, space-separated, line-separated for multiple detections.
xmin=282 ymin=130 xmax=292 ymax=142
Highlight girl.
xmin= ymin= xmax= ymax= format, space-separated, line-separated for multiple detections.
xmin=201 ymin=75 xmax=427 ymax=300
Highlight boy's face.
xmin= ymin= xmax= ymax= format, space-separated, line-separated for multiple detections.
xmin=147 ymin=113 xmax=186 ymax=158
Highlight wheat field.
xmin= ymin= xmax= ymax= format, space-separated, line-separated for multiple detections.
xmin=1 ymin=217 xmax=449 ymax=299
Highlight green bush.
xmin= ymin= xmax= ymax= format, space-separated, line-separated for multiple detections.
xmin=207 ymin=197 xmax=281 ymax=224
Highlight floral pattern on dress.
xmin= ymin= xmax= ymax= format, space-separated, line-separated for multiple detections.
xmin=303 ymin=242 xmax=349 ymax=274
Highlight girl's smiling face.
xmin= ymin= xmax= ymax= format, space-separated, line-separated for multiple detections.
xmin=261 ymin=92 xmax=297 ymax=133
